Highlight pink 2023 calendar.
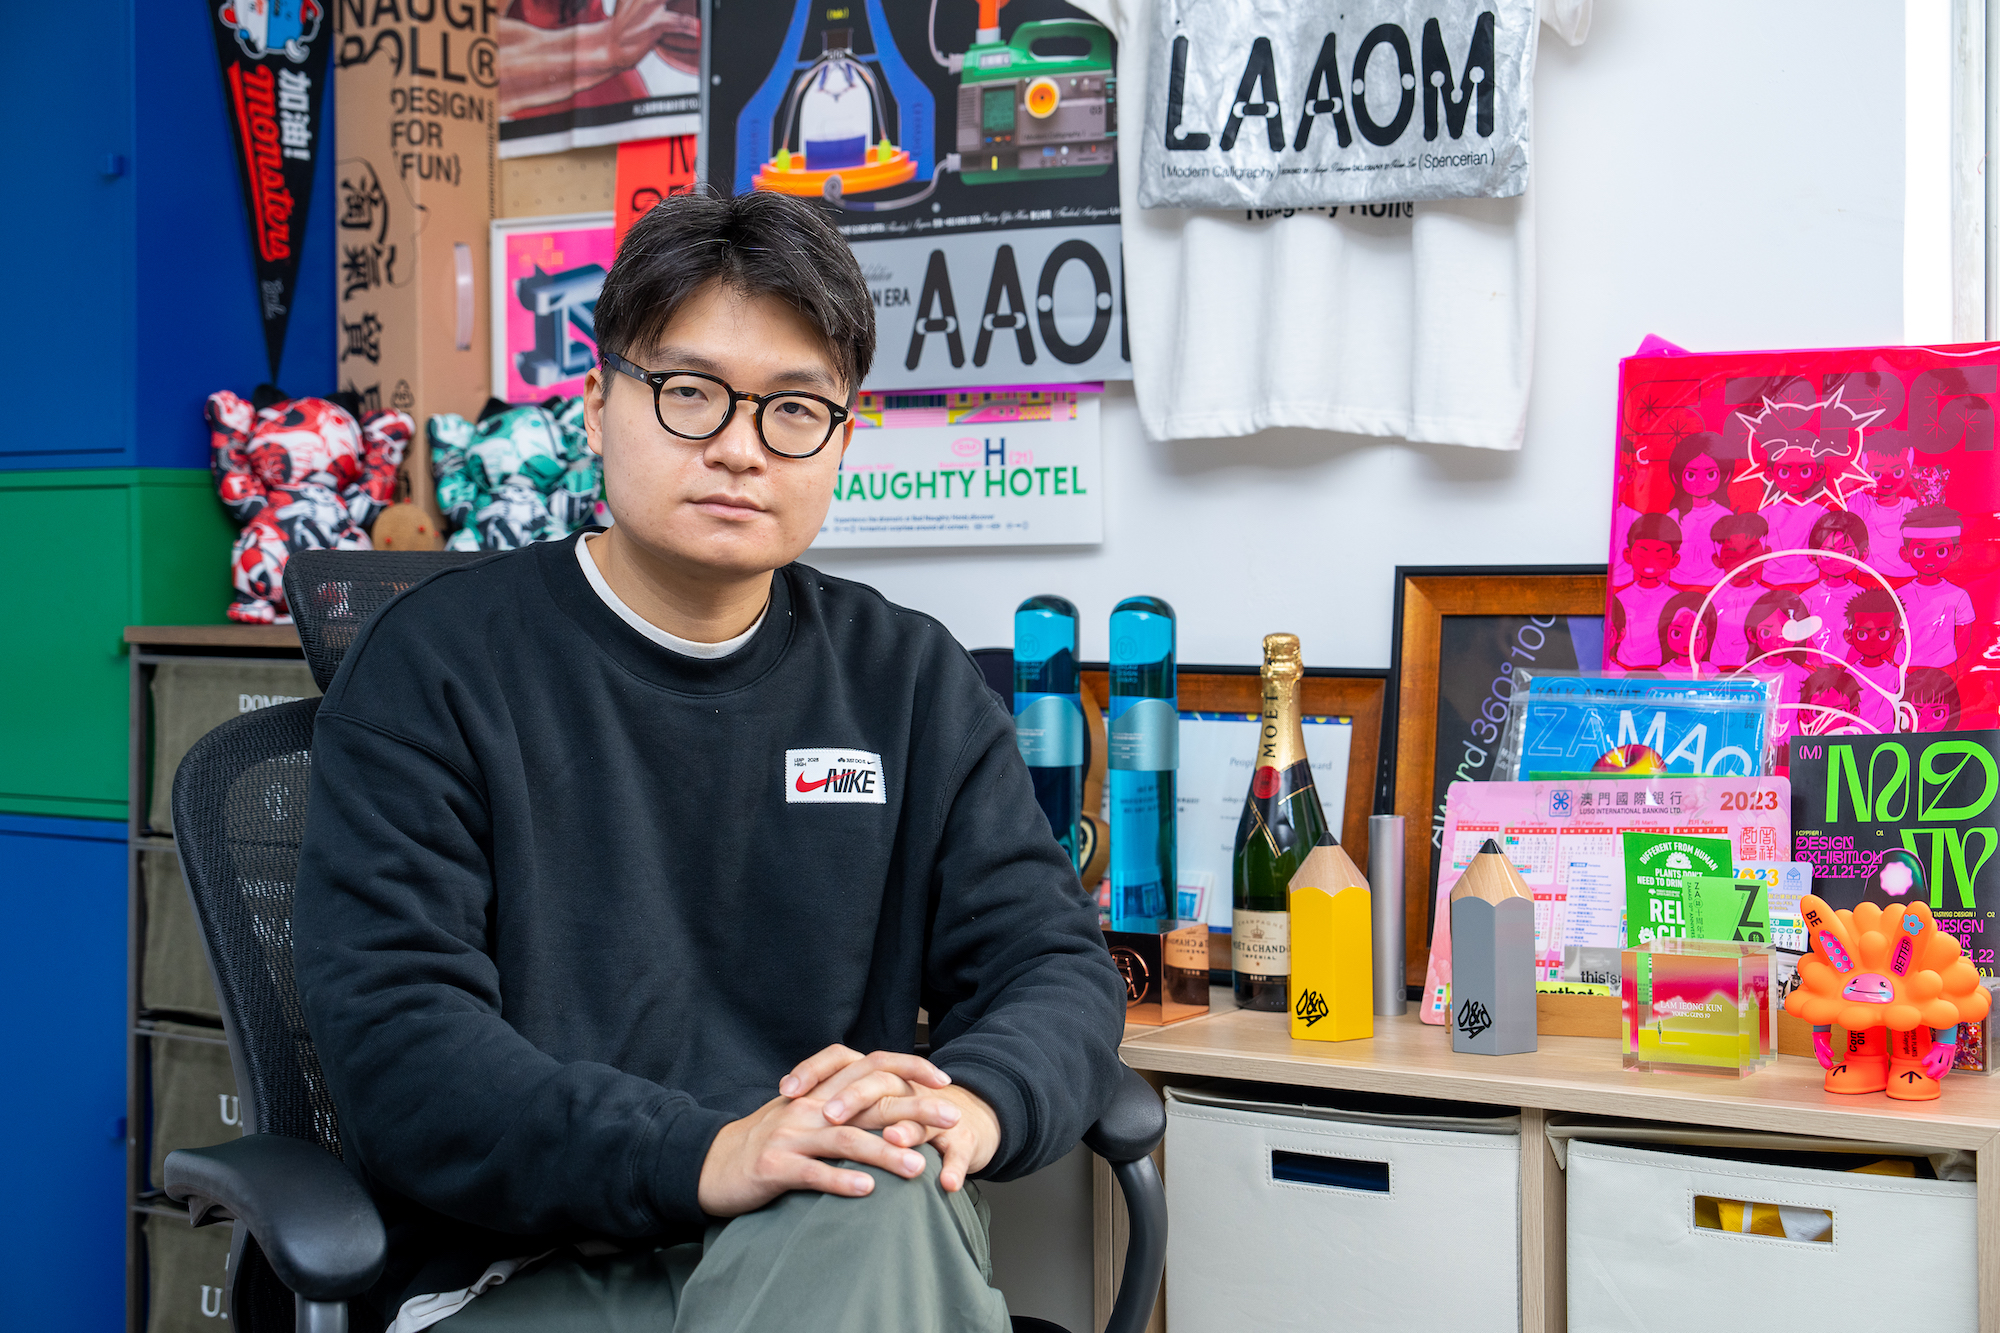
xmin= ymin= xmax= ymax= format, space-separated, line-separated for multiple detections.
xmin=1420 ymin=775 xmax=1791 ymax=1025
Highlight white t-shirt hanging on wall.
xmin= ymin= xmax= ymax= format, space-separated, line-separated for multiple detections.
xmin=1072 ymin=0 xmax=1590 ymax=448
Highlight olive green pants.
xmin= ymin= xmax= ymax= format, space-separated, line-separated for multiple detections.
xmin=439 ymin=1147 xmax=1011 ymax=1333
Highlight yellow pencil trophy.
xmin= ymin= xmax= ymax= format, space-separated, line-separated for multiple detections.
xmin=1288 ymin=837 xmax=1373 ymax=1042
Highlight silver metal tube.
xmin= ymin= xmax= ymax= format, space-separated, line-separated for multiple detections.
xmin=1369 ymin=815 xmax=1406 ymax=1015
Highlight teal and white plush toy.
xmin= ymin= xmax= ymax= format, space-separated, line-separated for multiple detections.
xmin=428 ymin=397 xmax=605 ymax=551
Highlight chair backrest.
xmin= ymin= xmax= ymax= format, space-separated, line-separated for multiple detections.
xmin=967 ymin=647 xmax=1013 ymax=707
xmin=170 ymin=549 xmax=495 ymax=1328
xmin=284 ymin=547 xmax=488 ymax=689
xmin=172 ymin=698 xmax=337 ymax=1152
xmin=172 ymin=698 xmax=345 ymax=1331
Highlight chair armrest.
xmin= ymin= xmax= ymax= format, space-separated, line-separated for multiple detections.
xmin=164 ymin=1135 xmax=387 ymax=1302
xmin=1083 ymin=1064 xmax=1165 ymax=1165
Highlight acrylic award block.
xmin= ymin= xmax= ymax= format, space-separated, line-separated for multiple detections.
xmin=1288 ymin=843 xmax=1372 ymax=1042
xmin=1621 ymin=938 xmax=1777 ymax=1077
xmin=1108 ymin=921 xmax=1209 ymax=1026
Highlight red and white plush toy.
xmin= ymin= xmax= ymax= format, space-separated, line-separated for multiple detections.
xmin=206 ymin=390 xmax=411 ymax=624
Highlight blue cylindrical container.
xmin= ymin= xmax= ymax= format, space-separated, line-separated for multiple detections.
xmin=1109 ymin=595 xmax=1177 ymax=931
xmin=1013 ymin=595 xmax=1084 ymax=870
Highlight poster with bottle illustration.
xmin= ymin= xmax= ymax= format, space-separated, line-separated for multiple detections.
xmin=1607 ymin=338 xmax=2000 ymax=756
xmin=706 ymin=0 xmax=1129 ymax=389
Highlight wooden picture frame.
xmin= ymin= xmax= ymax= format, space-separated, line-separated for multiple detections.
xmin=1081 ymin=664 xmax=1388 ymax=863
xmin=1379 ymin=566 xmax=1609 ymax=983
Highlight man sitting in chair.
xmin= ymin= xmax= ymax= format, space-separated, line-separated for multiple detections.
xmin=294 ymin=191 xmax=1126 ymax=1332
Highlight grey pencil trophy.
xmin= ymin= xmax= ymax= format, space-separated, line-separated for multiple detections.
xmin=1369 ymin=815 xmax=1405 ymax=1016
xmin=1450 ymin=839 xmax=1537 ymax=1055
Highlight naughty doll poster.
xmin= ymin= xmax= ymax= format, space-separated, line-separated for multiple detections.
xmin=1606 ymin=339 xmax=2000 ymax=751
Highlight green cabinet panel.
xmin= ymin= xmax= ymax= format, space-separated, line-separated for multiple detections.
xmin=0 ymin=469 xmax=232 ymax=819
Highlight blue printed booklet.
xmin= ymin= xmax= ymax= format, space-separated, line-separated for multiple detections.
xmin=1498 ymin=672 xmax=1777 ymax=781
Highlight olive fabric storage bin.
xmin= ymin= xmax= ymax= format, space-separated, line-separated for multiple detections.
xmin=1566 ymin=1139 xmax=1975 ymax=1330
xmin=147 ymin=660 xmax=319 ymax=833
xmin=144 ymin=1212 xmax=233 ymax=1333
xmin=1163 ymin=1087 xmax=1521 ymax=1332
xmin=147 ymin=1023 xmax=241 ymax=1191
xmin=141 ymin=850 xmax=221 ymax=1021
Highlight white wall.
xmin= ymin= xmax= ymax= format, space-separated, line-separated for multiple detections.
xmin=809 ymin=1 xmax=1907 ymax=669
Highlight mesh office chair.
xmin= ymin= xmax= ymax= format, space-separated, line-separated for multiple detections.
xmin=164 ymin=549 xmax=1167 ymax=1333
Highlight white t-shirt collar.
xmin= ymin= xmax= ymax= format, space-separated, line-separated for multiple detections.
xmin=576 ymin=535 xmax=766 ymax=660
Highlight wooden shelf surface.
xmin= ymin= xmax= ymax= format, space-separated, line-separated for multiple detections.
xmin=124 ymin=624 xmax=300 ymax=649
xmin=1122 ymin=997 xmax=2000 ymax=1150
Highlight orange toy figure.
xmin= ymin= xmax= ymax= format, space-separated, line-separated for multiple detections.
xmin=1784 ymin=893 xmax=1991 ymax=1101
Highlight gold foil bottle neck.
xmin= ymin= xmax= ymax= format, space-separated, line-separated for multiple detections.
xmin=1257 ymin=633 xmax=1308 ymax=770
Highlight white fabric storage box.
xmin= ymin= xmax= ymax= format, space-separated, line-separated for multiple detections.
xmin=1567 ymin=1139 xmax=1976 ymax=1331
xmin=1164 ymin=1087 xmax=1521 ymax=1333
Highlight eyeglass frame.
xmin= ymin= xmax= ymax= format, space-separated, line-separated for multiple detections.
xmin=601 ymin=351 xmax=852 ymax=460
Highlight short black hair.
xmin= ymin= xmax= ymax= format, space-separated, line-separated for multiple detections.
xmin=1802 ymin=665 xmax=1861 ymax=708
xmin=1809 ymin=509 xmax=1868 ymax=554
xmin=1712 ymin=511 xmax=1768 ymax=542
xmin=1847 ymin=587 xmax=1899 ymax=623
xmin=1626 ymin=512 xmax=1683 ymax=549
xmin=595 ymin=191 xmax=876 ymax=394
xmin=1903 ymin=504 xmax=1963 ymax=534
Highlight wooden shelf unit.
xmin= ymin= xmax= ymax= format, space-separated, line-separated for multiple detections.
xmin=124 ymin=625 xmax=307 ymax=1333
xmin=1101 ymin=994 xmax=2000 ymax=1333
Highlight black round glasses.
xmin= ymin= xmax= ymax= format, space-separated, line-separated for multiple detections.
xmin=603 ymin=351 xmax=851 ymax=460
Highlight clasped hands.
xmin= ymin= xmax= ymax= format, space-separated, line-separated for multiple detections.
xmin=696 ymin=1045 xmax=1000 ymax=1217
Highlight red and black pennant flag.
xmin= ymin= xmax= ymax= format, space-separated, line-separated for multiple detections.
xmin=208 ymin=0 xmax=331 ymax=382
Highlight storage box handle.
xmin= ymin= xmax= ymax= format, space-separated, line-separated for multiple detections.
xmin=1693 ymin=1194 xmax=1832 ymax=1243
xmin=1271 ymin=1149 xmax=1389 ymax=1193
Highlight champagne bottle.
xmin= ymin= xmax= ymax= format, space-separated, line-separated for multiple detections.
xmin=1013 ymin=595 xmax=1083 ymax=869
xmin=1232 ymin=633 xmax=1332 ymax=1011
xmin=1109 ymin=596 xmax=1177 ymax=931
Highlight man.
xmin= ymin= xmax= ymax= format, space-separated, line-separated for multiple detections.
xmin=1895 ymin=505 xmax=1976 ymax=669
xmin=1800 ymin=510 xmax=1869 ymax=663
xmin=1741 ymin=588 xmax=1813 ymax=744
xmin=1754 ymin=445 xmax=1829 ymax=587
xmin=1851 ymin=438 xmax=1919 ymax=581
xmin=293 ymin=191 xmax=1125 ymax=1332
xmin=1842 ymin=587 xmax=1907 ymax=732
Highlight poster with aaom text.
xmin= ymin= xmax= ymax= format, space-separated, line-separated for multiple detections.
xmin=707 ymin=0 xmax=1129 ymax=389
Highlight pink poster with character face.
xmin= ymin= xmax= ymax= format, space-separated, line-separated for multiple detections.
xmin=493 ymin=218 xmax=618 ymax=406
xmin=1608 ymin=342 xmax=2000 ymax=753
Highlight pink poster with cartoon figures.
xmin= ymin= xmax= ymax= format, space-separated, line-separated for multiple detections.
xmin=1608 ymin=339 xmax=2000 ymax=748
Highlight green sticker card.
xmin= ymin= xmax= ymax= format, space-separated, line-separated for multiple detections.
xmin=1689 ymin=876 xmax=1770 ymax=945
xmin=1623 ymin=832 xmax=1732 ymax=947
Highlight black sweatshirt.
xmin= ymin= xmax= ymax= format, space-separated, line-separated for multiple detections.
xmin=292 ymin=533 xmax=1125 ymax=1311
